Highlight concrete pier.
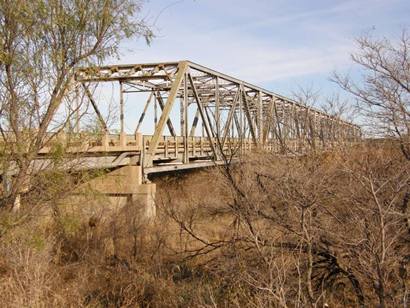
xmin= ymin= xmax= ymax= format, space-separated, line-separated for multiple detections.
xmin=78 ymin=165 xmax=156 ymax=218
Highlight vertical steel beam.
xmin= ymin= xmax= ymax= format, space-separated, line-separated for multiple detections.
xmin=180 ymin=98 xmax=184 ymax=136
xmin=239 ymin=88 xmax=244 ymax=152
xmin=183 ymin=73 xmax=189 ymax=164
xmin=215 ymin=77 xmax=220 ymax=137
xmin=154 ymin=96 xmax=158 ymax=128
xmin=258 ymin=91 xmax=263 ymax=145
xmin=120 ymin=81 xmax=124 ymax=133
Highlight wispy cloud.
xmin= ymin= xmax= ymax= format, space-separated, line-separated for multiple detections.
xmin=121 ymin=23 xmax=352 ymax=85
xmin=118 ymin=0 xmax=409 ymax=93
xmin=206 ymin=0 xmax=361 ymax=34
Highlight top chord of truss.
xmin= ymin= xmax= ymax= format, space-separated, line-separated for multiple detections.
xmin=75 ymin=60 xmax=358 ymax=129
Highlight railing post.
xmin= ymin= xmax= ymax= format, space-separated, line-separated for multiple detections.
xmin=174 ymin=135 xmax=178 ymax=159
xmin=135 ymin=132 xmax=142 ymax=150
xmin=164 ymin=136 xmax=168 ymax=158
xmin=102 ymin=133 xmax=109 ymax=151
xmin=120 ymin=132 xmax=126 ymax=148
xmin=119 ymin=81 xmax=125 ymax=134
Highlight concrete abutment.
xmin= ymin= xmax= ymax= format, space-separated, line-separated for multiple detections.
xmin=77 ymin=165 xmax=156 ymax=219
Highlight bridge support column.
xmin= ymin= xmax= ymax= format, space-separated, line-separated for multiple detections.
xmin=130 ymin=183 xmax=156 ymax=218
xmin=77 ymin=165 xmax=156 ymax=219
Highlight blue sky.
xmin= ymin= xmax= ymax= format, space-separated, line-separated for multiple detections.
xmin=117 ymin=0 xmax=409 ymax=97
xmin=95 ymin=0 xmax=408 ymax=133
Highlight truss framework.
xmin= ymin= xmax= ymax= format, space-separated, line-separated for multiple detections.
xmin=76 ymin=61 xmax=361 ymax=168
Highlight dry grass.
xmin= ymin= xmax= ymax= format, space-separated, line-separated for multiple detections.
xmin=0 ymin=141 xmax=409 ymax=307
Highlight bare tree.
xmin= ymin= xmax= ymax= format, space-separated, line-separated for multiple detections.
xmin=333 ymin=30 xmax=410 ymax=159
xmin=292 ymin=86 xmax=321 ymax=152
xmin=292 ymin=87 xmax=355 ymax=152
xmin=157 ymin=139 xmax=410 ymax=307
xmin=0 ymin=0 xmax=153 ymax=209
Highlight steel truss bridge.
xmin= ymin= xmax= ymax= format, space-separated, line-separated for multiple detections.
xmin=1 ymin=61 xmax=361 ymax=213
xmin=71 ymin=60 xmax=360 ymax=176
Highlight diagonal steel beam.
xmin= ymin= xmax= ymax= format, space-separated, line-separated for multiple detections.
xmin=155 ymin=91 xmax=176 ymax=137
xmin=135 ymin=92 xmax=153 ymax=134
xmin=144 ymin=61 xmax=188 ymax=167
xmin=241 ymin=86 xmax=258 ymax=145
xmin=188 ymin=73 xmax=218 ymax=160
xmin=204 ymin=104 xmax=216 ymax=138
xmin=221 ymin=89 xmax=239 ymax=148
xmin=234 ymin=112 xmax=241 ymax=138
xmin=82 ymin=83 xmax=108 ymax=133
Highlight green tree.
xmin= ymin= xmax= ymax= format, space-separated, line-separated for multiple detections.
xmin=0 ymin=0 xmax=152 ymax=209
